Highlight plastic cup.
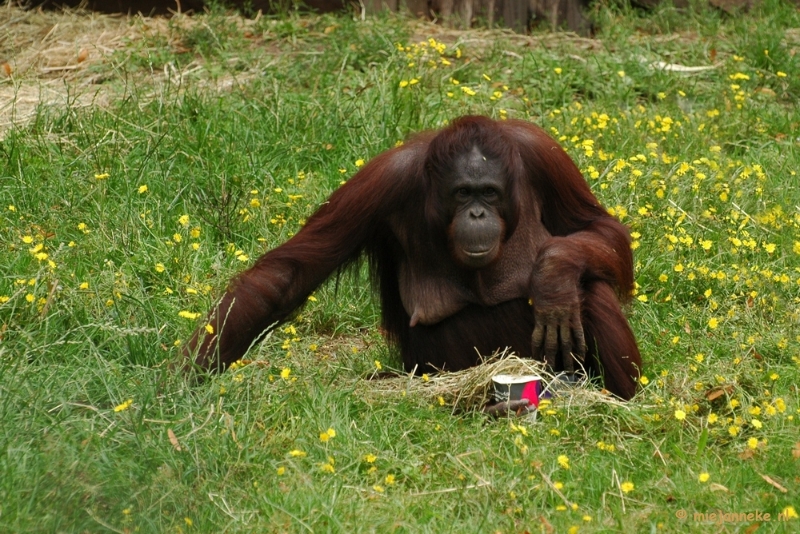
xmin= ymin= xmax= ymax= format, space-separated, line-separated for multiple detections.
xmin=491 ymin=374 xmax=543 ymax=408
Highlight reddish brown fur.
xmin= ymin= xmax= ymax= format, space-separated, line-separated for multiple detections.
xmin=184 ymin=116 xmax=642 ymax=399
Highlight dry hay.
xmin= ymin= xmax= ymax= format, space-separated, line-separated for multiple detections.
xmin=0 ymin=4 xmax=265 ymax=137
xmin=0 ymin=4 xmax=139 ymax=134
xmin=359 ymin=349 xmax=629 ymax=414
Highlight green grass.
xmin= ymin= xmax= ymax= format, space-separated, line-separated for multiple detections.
xmin=1 ymin=1 xmax=799 ymax=531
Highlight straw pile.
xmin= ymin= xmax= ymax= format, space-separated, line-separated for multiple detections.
xmin=359 ymin=349 xmax=629 ymax=414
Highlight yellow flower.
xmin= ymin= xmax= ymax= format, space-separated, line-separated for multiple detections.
xmin=385 ymin=474 xmax=396 ymax=485
xmin=373 ymin=485 xmax=384 ymax=493
xmin=204 ymin=324 xmax=214 ymax=335
xmin=320 ymin=463 xmax=335 ymax=473
xmin=178 ymin=310 xmax=200 ymax=320
xmin=698 ymin=472 xmax=710 ymax=483
xmin=178 ymin=214 xmax=190 ymax=227
xmin=374 ymin=360 xmax=382 ymax=370
xmin=708 ymin=413 xmax=718 ymax=424
xmin=399 ymin=80 xmax=409 ymax=88
xmin=319 ymin=428 xmax=336 ymax=442
xmin=639 ymin=375 xmax=649 ymax=385
xmin=114 ymin=399 xmax=133 ymax=412
xmin=138 ymin=184 xmax=148 ymax=194
xmin=277 ymin=466 xmax=286 ymax=475
xmin=554 ymin=67 xmax=562 ymax=74
xmin=184 ymin=517 xmax=193 ymax=527
xmin=364 ymin=453 xmax=377 ymax=463
xmin=776 ymin=71 xmax=787 ymax=78
xmin=620 ymin=481 xmax=634 ymax=493
xmin=288 ymin=449 xmax=306 ymax=458
xmin=617 ymin=71 xmax=625 ymax=77
xmin=782 ymin=506 xmax=798 ymax=519
xmin=95 ymin=173 xmax=110 ymax=180
xmin=708 ymin=317 xmax=719 ymax=329
xmin=355 ymin=159 xmax=365 ymax=167
xmin=674 ymin=410 xmax=687 ymax=421
xmin=155 ymin=263 xmax=165 ymax=273
xmin=557 ymin=455 xmax=570 ymax=469
xmin=747 ymin=437 xmax=758 ymax=449
xmin=280 ymin=368 xmax=291 ymax=379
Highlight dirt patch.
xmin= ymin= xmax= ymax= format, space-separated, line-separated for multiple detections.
xmin=0 ymin=6 xmax=139 ymax=134
xmin=0 ymin=5 xmax=268 ymax=137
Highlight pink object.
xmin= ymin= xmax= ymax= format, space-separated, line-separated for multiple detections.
xmin=492 ymin=374 xmax=543 ymax=408
xmin=520 ymin=380 xmax=540 ymax=407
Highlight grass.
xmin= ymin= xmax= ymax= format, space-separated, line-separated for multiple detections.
xmin=1 ymin=1 xmax=799 ymax=531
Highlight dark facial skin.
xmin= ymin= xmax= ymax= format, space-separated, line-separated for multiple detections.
xmin=446 ymin=147 xmax=507 ymax=269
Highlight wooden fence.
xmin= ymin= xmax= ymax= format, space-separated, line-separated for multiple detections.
xmin=35 ymin=0 xmax=593 ymax=33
